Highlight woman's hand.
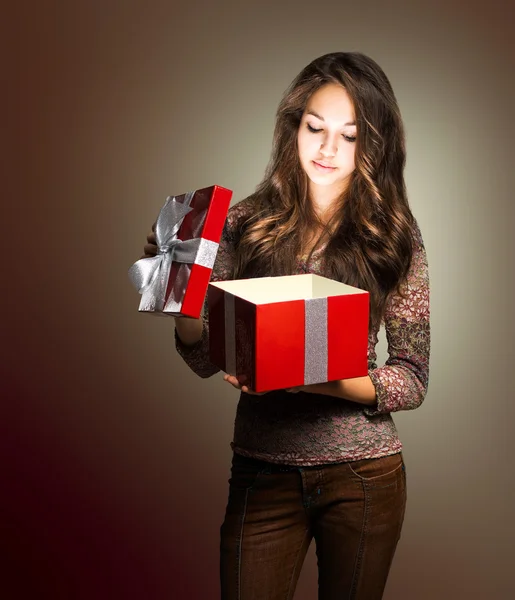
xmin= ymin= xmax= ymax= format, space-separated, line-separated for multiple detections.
xmin=141 ymin=223 xmax=158 ymax=258
xmin=223 ymin=374 xmax=267 ymax=396
xmin=224 ymin=375 xmax=377 ymax=404
xmin=139 ymin=222 xmax=203 ymax=344
xmin=285 ymin=385 xmax=306 ymax=393
xmin=223 ymin=377 xmax=317 ymax=395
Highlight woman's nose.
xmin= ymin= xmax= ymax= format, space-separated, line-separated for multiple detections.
xmin=320 ymin=137 xmax=337 ymax=157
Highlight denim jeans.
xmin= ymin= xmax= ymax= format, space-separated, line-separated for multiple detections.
xmin=220 ymin=451 xmax=406 ymax=600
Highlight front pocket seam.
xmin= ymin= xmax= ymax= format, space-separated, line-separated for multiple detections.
xmin=347 ymin=455 xmax=403 ymax=481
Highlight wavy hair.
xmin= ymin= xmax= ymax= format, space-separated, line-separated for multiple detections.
xmin=233 ymin=52 xmax=414 ymax=328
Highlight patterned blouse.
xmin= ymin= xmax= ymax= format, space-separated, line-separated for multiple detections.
xmin=175 ymin=198 xmax=430 ymax=466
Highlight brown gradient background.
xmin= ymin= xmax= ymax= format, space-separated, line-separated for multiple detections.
xmin=4 ymin=0 xmax=514 ymax=598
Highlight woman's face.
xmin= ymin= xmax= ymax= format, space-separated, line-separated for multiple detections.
xmin=297 ymin=83 xmax=357 ymax=202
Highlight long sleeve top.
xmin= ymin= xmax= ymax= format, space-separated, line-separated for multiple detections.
xmin=175 ymin=197 xmax=430 ymax=466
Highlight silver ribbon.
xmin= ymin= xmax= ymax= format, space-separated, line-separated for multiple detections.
xmin=128 ymin=192 xmax=219 ymax=312
xmin=304 ymin=297 xmax=328 ymax=384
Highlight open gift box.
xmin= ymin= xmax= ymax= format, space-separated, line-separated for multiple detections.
xmin=208 ymin=274 xmax=369 ymax=392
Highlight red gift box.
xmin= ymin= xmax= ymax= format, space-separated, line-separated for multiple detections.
xmin=129 ymin=185 xmax=232 ymax=318
xmin=208 ymin=274 xmax=369 ymax=392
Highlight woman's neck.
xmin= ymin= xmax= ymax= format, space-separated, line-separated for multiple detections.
xmin=309 ymin=183 xmax=344 ymax=223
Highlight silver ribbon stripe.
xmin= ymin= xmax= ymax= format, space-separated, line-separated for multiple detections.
xmin=304 ymin=297 xmax=328 ymax=384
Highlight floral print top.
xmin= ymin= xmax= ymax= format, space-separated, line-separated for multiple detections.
xmin=175 ymin=198 xmax=430 ymax=466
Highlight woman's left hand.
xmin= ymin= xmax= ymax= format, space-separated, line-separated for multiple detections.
xmin=285 ymin=385 xmax=315 ymax=393
xmin=224 ymin=374 xmax=324 ymax=396
xmin=223 ymin=374 xmax=267 ymax=396
xmin=223 ymin=374 xmax=319 ymax=396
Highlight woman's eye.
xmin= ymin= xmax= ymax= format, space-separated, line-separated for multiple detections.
xmin=307 ymin=124 xmax=322 ymax=133
xmin=306 ymin=122 xmax=356 ymax=142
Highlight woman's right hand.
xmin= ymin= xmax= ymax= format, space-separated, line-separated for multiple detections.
xmin=141 ymin=223 xmax=203 ymax=343
xmin=142 ymin=223 xmax=158 ymax=258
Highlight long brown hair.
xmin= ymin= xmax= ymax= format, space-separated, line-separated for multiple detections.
xmin=233 ymin=52 xmax=414 ymax=328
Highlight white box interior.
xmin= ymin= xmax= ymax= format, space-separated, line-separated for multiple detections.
xmin=210 ymin=274 xmax=367 ymax=304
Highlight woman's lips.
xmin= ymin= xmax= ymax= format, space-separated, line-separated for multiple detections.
xmin=313 ymin=161 xmax=336 ymax=172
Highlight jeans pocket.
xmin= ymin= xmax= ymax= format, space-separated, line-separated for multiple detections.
xmin=346 ymin=452 xmax=404 ymax=485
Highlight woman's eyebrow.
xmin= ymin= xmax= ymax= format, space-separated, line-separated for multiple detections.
xmin=306 ymin=109 xmax=355 ymax=126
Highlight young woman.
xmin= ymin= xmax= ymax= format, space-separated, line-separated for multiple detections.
xmin=144 ymin=52 xmax=430 ymax=600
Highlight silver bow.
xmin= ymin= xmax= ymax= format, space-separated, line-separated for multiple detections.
xmin=128 ymin=192 xmax=200 ymax=310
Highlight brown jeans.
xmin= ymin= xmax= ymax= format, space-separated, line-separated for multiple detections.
xmin=220 ymin=451 xmax=406 ymax=600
